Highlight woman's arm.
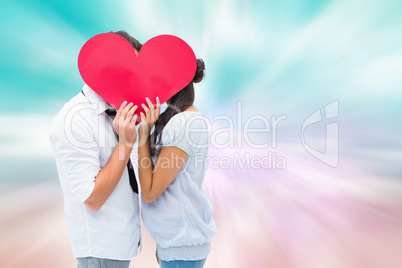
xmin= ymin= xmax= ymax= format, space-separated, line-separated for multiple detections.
xmin=138 ymin=139 xmax=188 ymax=203
xmin=137 ymin=97 xmax=188 ymax=203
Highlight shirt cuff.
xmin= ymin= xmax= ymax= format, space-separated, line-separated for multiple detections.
xmin=70 ymin=174 xmax=97 ymax=203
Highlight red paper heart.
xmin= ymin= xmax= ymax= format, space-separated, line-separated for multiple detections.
xmin=78 ymin=33 xmax=197 ymax=123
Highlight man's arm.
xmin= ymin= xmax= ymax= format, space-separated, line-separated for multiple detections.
xmin=84 ymin=142 xmax=133 ymax=211
xmin=84 ymin=101 xmax=138 ymax=211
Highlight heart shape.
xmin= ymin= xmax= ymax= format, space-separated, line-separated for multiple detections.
xmin=78 ymin=33 xmax=197 ymax=123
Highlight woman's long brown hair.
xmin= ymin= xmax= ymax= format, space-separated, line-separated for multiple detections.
xmin=149 ymin=59 xmax=205 ymax=156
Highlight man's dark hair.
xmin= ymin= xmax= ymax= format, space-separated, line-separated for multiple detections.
xmin=112 ymin=30 xmax=142 ymax=52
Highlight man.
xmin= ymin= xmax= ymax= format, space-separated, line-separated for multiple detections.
xmin=49 ymin=31 xmax=142 ymax=268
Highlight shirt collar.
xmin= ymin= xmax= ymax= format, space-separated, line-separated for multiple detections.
xmin=82 ymin=84 xmax=113 ymax=115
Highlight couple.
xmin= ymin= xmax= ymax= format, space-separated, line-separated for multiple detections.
xmin=49 ymin=31 xmax=216 ymax=268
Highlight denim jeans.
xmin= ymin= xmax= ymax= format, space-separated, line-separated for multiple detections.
xmin=76 ymin=257 xmax=130 ymax=268
xmin=158 ymin=257 xmax=207 ymax=268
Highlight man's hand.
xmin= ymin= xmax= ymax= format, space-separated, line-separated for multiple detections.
xmin=114 ymin=101 xmax=138 ymax=148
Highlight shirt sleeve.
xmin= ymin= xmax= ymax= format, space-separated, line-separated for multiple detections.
xmin=49 ymin=111 xmax=99 ymax=203
xmin=160 ymin=115 xmax=193 ymax=155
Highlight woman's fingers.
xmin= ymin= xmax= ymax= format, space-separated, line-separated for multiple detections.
xmin=146 ymin=97 xmax=154 ymax=111
xmin=140 ymin=112 xmax=146 ymax=124
xmin=141 ymin=103 xmax=151 ymax=120
xmin=140 ymin=97 xmax=161 ymax=127
xmin=155 ymin=96 xmax=161 ymax=117
xmin=142 ymin=103 xmax=150 ymax=113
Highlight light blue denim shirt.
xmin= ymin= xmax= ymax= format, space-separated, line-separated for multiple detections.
xmin=141 ymin=111 xmax=217 ymax=261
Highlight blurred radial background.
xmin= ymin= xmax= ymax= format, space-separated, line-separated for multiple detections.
xmin=1 ymin=0 xmax=402 ymax=267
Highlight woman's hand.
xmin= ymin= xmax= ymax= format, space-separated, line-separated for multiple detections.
xmin=138 ymin=97 xmax=161 ymax=143
xmin=114 ymin=101 xmax=138 ymax=148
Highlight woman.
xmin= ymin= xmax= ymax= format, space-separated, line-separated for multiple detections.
xmin=137 ymin=59 xmax=217 ymax=267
